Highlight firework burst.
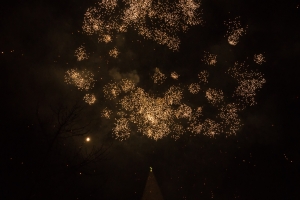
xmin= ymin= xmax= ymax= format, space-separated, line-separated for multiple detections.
xmin=75 ymin=45 xmax=89 ymax=61
xmin=83 ymin=94 xmax=96 ymax=105
xmin=65 ymin=69 xmax=95 ymax=91
xmin=224 ymin=17 xmax=247 ymax=46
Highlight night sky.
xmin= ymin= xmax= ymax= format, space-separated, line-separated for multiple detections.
xmin=1 ymin=0 xmax=300 ymax=199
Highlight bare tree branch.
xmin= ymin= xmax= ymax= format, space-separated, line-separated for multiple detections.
xmin=27 ymin=101 xmax=110 ymax=199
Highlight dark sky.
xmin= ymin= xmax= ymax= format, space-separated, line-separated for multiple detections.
xmin=1 ymin=0 xmax=300 ymax=199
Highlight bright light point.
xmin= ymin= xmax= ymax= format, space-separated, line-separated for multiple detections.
xmin=86 ymin=137 xmax=90 ymax=142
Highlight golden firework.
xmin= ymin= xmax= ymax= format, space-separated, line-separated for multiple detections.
xmin=101 ymin=0 xmax=118 ymax=9
xmin=205 ymin=88 xmax=224 ymax=105
xmin=198 ymin=70 xmax=209 ymax=83
xmin=82 ymin=0 xmax=203 ymax=51
xmin=187 ymin=107 xmax=203 ymax=134
xmin=113 ymin=118 xmax=131 ymax=140
xmin=164 ymin=86 xmax=183 ymax=105
xmin=171 ymin=124 xmax=185 ymax=141
xmin=103 ymin=59 xmax=265 ymax=140
xmin=119 ymin=79 xmax=135 ymax=93
xmin=254 ymin=54 xmax=266 ymax=65
xmin=177 ymin=0 xmax=202 ymax=25
xmin=175 ymin=104 xmax=192 ymax=119
xmin=228 ymin=62 xmax=266 ymax=106
xmin=83 ymin=93 xmax=96 ymax=105
xmin=109 ymin=47 xmax=120 ymax=58
xmin=116 ymin=85 xmax=186 ymax=140
xmin=170 ymin=71 xmax=180 ymax=80
xmin=202 ymin=51 xmax=217 ymax=66
xmin=75 ymin=45 xmax=89 ymax=61
xmin=188 ymin=83 xmax=200 ymax=94
xmin=64 ymin=69 xmax=95 ymax=91
xmin=103 ymin=82 xmax=121 ymax=99
xmin=202 ymin=119 xmax=221 ymax=137
xmin=152 ymin=68 xmax=166 ymax=84
xmin=224 ymin=17 xmax=247 ymax=46
xmin=101 ymin=107 xmax=113 ymax=119
xmin=100 ymin=34 xmax=112 ymax=43
xmin=219 ymin=103 xmax=242 ymax=135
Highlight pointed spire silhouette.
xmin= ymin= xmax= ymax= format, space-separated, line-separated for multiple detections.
xmin=142 ymin=167 xmax=164 ymax=200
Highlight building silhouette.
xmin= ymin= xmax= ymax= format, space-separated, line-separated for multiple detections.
xmin=141 ymin=167 xmax=164 ymax=200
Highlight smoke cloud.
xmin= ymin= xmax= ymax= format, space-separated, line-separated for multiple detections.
xmin=109 ymin=68 xmax=140 ymax=83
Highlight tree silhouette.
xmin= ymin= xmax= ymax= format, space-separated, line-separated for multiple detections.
xmin=25 ymin=101 xmax=110 ymax=199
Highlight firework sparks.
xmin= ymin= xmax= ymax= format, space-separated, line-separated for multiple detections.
xmin=118 ymin=87 xmax=175 ymax=140
xmin=117 ymin=111 xmax=126 ymax=117
xmin=254 ymin=54 xmax=266 ymax=65
xmin=152 ymin=68 xmax=167 ymax=84
xmin=65 ymin=69 xmax=95 ymax=91
xmin=101 ymin=59 xmax=265 ymax=140
xmin=82 ymin=5 xmax=119 ymax=37
xmin=188 ymin=123 xmax=203 ymax=134
xmin=115 ymin=85 xmax=191 ymax=140
xmin=83 ymin=94 xmax=96 ymax=105
xmin=198 ymin=70 xmax=209 ymax=83
xmin=101 ymin=0 xmax=118 ymax=9
xmin=122 ymin=0 xmax=152 ymax=25
xmin=175 ymin=104 xmax=192 ymax=119
xmin=70 ymin=4 xmax=267 ymax=141
xmin=205 ymin=88 xmax=224 ymax=105
xmin=148 ymin=29 xmax=181 ymax=51
xmin=177 ymin=0 xmax=202 ymax=25
xmin=235 ymin=79 xmax=265 ymax=106
xmin=119 ymin=79 xmax=135 ymax=93
xmin=224 ymin=17 xmax=247 ymax=46
xmin=83 ymin=7 xmax=105 ymax=35
xmin=202 ymin=51 xmax=217 ymax=66
xmin=109 ymin=47 xmax=120 ymax=58
xmin=103 ymin=82 xmax=121 ymax=100
xmin=188 ymin=83 xmax=200 ymax=94
xmin=100 ymin=34 xmax=112 ymax=43
xmin=188 ymin=107 xmax=203 ymax=134
xmin=171 ymin=124 xmax=185 ymax=140
xmin=189 ymin=111 xmax=222 ymax=138
xmin=219 ymin=103 xmax=241 ymax=135
xmin=194 ymin=107 xmax=203 ymax=117
xmin=101 ymin=107 xmax=113 ymax=119
xmin=64 ymin=59 xmax=265 ymax=141
xmin=75 ymin=45 xmax=89 ymax=61
xmin=113 ymin=118 xmax=131 ymax=140
xmin=203 ymin=119 xmax=221 ymax=137
xmin=171 ymin=71 xmax=180 ymax=80
xmin=228 ymin=62 xmax=266 ymax=106
xmin=82 ymin=0 xmax=203 ymax=51
xmin=164 ymin=86 xmax=183 ymax=105
xmin=227 ymin=29 xmax=244 ymax=46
